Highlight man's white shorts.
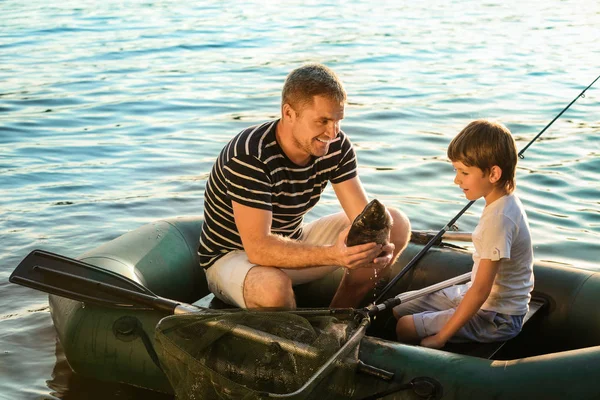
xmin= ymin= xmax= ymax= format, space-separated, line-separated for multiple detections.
xmin=204 ymin=212 xmax=349 ymax=308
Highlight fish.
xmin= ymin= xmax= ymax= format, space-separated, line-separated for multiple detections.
xmin=346 ymin=199 xmax=392 ymax=247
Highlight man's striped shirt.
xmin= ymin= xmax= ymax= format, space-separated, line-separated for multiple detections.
xmin=199 ymin=119 xmax=357 ymax=269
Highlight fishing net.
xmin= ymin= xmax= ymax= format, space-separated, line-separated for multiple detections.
xmin=155 ymin=309 xmax=364 ymax=399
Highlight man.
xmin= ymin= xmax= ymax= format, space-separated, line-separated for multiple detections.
xmin=199 ymin=63 xmax=410 ymax=309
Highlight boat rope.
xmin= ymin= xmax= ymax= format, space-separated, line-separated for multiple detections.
xmin=372 ymin=73 xmax=600 ymax=307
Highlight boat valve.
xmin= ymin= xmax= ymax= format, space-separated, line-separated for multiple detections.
xmin=113 ymin=316 xmax=141 ymax=342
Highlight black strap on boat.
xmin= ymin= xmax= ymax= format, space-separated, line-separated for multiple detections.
xmin=113 ymin=316 xmax=164 ymax=372
xmin=358 ymin=376 xmax=443 ymax=400
xmin=372 ymin=73 xmax=600 ymax=307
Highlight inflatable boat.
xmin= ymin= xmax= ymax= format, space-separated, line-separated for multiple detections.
xmin=10 ymin=217 xmax=600 ymax=399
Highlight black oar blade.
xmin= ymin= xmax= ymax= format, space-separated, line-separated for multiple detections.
xmin=10 ymin=249 xmax=158 ymax=310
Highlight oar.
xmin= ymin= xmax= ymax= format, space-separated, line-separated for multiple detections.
xmin=373 ymin=73 xmax=600 ymax=305
xmin=10 ymin=248 xmax=469 ymax=359
xmin=9 ymin=249 xmax=198 ymax=314
xmin=10 ymin=249 xmax=468 ymax=317
xmin=10 ymin=250 xmax=327 ymax=358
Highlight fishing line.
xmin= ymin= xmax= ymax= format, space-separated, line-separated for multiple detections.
xmin=372 ymin=73 xmax=600 ymax=307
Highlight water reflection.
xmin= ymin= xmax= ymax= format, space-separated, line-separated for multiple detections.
xmin=2 ymin=0 xmax=599 ymax=398
xmin=47 ymin=340 xmax=173 ymax=400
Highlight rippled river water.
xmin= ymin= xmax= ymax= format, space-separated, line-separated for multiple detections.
xmin=1 ymin=1 xmax=599 ymax=398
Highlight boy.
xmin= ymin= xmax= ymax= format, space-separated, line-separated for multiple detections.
xmin=394 ymin=119 xmax=534 ymax=349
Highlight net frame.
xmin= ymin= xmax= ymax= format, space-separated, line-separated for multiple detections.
xmin=155 ymin=308 xmax=368 ymax=399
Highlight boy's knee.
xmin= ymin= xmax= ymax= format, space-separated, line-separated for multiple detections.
xmin=396 ymin=315 xmax=411 ymax=330
xmin=396 ymin=315 xmax=419 ymax=342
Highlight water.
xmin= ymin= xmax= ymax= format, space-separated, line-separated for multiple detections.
xmin=1 ymin=0 xmax=599 ymax=398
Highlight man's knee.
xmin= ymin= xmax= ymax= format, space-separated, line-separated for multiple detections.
xmin=244 ymin=267 xmax=296 ymax=309
xmin=387 ymin=207 xmax=411 ymax=252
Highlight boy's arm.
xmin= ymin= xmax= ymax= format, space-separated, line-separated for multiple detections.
xmin=421 ymin=259 xmax=500 ymax=349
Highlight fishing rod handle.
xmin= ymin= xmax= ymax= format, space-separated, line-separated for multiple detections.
xmin=367 ymin=271 xmax=472 ymax=316
xmin=374 ymin=201 xmax=474 ymax=304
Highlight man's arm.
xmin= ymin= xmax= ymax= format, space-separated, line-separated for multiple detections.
xmin=232 ymin=200 xmax=382 ymax=269
xmin=332 ymin=176 xmax=370 ymax=222
xmin=420 ymin=258 xmax=500 ymax=349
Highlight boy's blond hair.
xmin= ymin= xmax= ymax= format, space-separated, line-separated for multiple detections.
xmin=447 ymin=119 xmax=518 ymax=193
xmin=282 ymin=64 xmax=346 ymax=114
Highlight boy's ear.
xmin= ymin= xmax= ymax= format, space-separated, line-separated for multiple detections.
xmin=488 ymin=165 xmax=502 ymax=184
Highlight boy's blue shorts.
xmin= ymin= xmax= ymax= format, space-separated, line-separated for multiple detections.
xmin=393 ymin=283 xmax=524 ymax=343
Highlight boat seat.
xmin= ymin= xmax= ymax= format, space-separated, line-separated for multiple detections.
xmin=441 ymin=297 xmax=547 ymax=359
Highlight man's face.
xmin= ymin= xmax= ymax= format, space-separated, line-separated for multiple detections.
xmin=289 ymin=95 xmax=345 ymax=161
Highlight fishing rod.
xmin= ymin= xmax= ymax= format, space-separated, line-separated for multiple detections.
xmin=369 ymin=73 xmax=600 ymax=312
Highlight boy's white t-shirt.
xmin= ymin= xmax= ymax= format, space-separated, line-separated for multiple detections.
xmin=470 ymin=193 xmax=534 ymax=315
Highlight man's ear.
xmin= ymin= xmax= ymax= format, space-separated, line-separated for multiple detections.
xmin=489 ymin=165 xmax=502 ymax=184
xmin=282 ymin=103 xmax=296 ymax=122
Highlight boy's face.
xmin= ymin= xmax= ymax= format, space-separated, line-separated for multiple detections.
xmin=451 ymin=161 xmax=503 ymax=204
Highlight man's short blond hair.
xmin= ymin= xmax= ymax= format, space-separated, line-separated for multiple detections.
xmin=281 ymin=64 xmax=346 ymax=114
